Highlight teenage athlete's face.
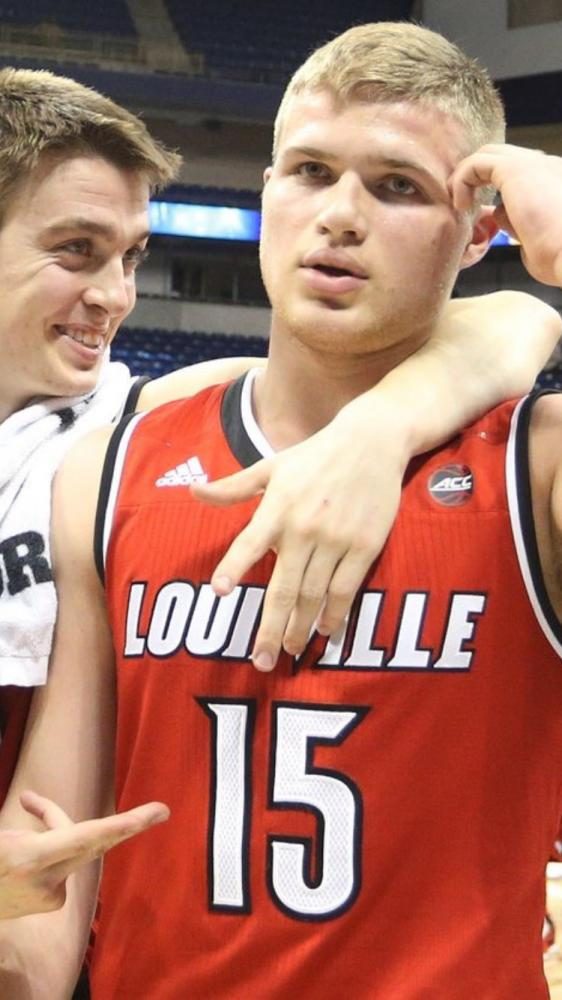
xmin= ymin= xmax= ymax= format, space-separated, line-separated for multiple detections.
xmin=260 ymin=91 xmax=495 ymax=358
xmin=0 ymin=154 xmax=150 ymax=417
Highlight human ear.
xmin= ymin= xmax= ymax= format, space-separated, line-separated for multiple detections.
xmin=459 ymin=205 xmax=499 ymax=270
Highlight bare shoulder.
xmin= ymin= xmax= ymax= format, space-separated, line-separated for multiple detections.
xmin=529 ymin=394 xmax=562 ymax=616
xmin=137 ymin=356 xmax=265 ymax=410
xmin=529 ymin=393 xmax=562 ymax=491
xmin=530 ymin=392 xmax=562 ymax=446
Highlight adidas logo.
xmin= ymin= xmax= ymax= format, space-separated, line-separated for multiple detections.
xmin=156 ymin=456 xmax=208 ymax=487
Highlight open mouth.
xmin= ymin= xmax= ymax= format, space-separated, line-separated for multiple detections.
xmin=54 ymin=325 xmax=105 ymax=352
xmin=312 ymin=264 xmax=354 ymax=278
xmin=302 ymin=263 xmax=367 ymax=296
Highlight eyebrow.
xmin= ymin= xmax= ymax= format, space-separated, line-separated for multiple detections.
xmin=41 ymin=217 xmax=151 ymax=244
xmin=283 ymin=146 xmax=446 ymax=190
xmin=374 ymin=156 xmax=442 ymax=186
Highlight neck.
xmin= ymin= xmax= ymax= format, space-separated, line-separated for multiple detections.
xmin=253 ymin=323 xmax=432 ymax=450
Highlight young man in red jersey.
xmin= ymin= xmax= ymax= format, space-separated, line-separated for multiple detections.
xmin=3 ymin=67 xmax=552 ymax=820
xmin=0 ymin=66 xmax=551 ymax=779
xmin=1 ymin=22 xmax=562 ymax=998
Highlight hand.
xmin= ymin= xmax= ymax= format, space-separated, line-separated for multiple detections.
xmin=0 ymin=791 xmax=169 ymax=918
xmin=449 ymin=143 xmax=562 ymax=286
xmin=192 ymin=404 xmax=406 ymax=671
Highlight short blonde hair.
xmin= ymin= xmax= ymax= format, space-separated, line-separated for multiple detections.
xmin=273 ymin=22 xmax=505 ymax=161
xmin=0 ymin=67 xmax=181 ymax=220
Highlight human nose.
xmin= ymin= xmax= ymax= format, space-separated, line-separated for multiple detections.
xmin=82 ymin=258 xmax=132 ymax=317
xmin=316 ymin=173 xmax=368 ymax=245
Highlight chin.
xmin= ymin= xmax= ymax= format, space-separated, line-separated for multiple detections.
xmin=56 ymin=367 xmax=101 ymax=399
xmin=293 ymin=309 xmax=379 ymax=353
xmin=73 ymin=372 xmax=100 ymax=395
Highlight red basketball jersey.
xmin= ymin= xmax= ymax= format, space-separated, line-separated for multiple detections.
xmin=91 ymin=373 xmax=562 ymax=999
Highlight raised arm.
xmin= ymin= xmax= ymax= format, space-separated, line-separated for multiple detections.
xmin=449 ymin=143 xmax=562 ymax=286
xmin=0 ymin=430 xmax=167 ymax=998
xmin=192 ymin=145 xmax=562 ymax=670
xmin=194 ymin=288 xmax=560 ymax=671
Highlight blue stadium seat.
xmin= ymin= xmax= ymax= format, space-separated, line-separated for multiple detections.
xmin=0 ymin=0 xmax=137 ymax=37
xmin=113 ymin=327 xmax=562 ymax=389
xmin=165 ymin=0 xmax=414 ymax=82
xmin=112 ymin=327 xmax=267 ymax=378
xmin=537 ymin=369 xmax=562 ymax=392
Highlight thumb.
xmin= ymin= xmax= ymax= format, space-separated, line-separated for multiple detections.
xmin=191 ymin=459 xmax=272 ymax=506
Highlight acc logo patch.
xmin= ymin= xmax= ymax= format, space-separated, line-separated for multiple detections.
xmin=428 ymin=464 xmax=474 ymax=507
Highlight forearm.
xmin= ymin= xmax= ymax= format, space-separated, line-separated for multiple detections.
xmin=333 ymin=291 xmax=561 ymax=458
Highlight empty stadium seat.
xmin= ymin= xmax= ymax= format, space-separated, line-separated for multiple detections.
xmin=112 ymin=327 xmax=267 ymax=378
xmin=0 ymin=0 xmax=137 ymax=37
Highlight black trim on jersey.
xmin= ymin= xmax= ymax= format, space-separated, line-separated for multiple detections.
xmin=221 ymin=375 xmax=263 ymax=468
xmin=123 ymin=375 xmax=151 ymax=415
xmin=93 ymin=413 xmax=139 ymax=586
xmin=514 ymin=390 xmax=562 ymax=646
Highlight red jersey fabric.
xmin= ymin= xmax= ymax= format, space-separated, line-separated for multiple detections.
xmin=90 ymin=374 xmax=562 ymax=999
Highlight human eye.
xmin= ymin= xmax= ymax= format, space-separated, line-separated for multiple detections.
xmin=296 ymin=161 xmax=332 ymax=183
xmin=123 ymin=246 xmax=149 ymax=272
xmin=58 ymin=238 xmax=91 ymax=256
xmin=55 ymin=239 xmax=92 ymax=269
xmin=380 ymin=175 xmax=420 ymax=198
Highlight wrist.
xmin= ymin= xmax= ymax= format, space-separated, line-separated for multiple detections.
xmin=332 ymin=387 xmax=413 ymax=472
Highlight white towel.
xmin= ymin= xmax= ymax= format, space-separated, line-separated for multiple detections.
xmin=0 ymin=360 xmax=135 ymax=686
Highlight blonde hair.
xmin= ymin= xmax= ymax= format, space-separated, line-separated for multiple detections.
xmin=0 ymin=67 xmax=181 ymax=218
xmin=273 ymin=22 xmax=505 ymax=161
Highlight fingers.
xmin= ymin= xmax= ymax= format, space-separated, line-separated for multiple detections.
xmin=279 ymin=544 xmax=377 ymax=657
xmin=250 ymin=535 xmax=377 ymax=667
xmin=448 ymin=152 xmax=499 ymax=212
xmin=199 ymin=418 xmax=406 ymax=672
xmin=15 ymin=800 xmax=170 ymax=875
xmin=191 ymin=460 xmax=271 ymax=507
xmin=278 ymin=544 xmax=344 ymax=656
xmin=193 ymin=464 xmax=277 ymax=597
xmin=210 ymin=505 xmax=280 ymax=596
xmin=448 ymin=143 xmax=548 ymax=214
xmin=448 ymin=146 xmax=514 ymax=211
xmin=250 ymin=542 xmax=315 ymax=670
xmin=0 ymin=800 xmax=170 ymax=919
xmin=316 ymin=548 xmax=375 ymax=635
xmin=42 ymin=802 xmax=170 ymax=880
xmin=20 ymin=790 xmax=74 ymax=831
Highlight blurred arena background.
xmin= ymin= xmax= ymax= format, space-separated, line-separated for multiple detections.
xmin=1 ymin=0 xmax=560 ymax=384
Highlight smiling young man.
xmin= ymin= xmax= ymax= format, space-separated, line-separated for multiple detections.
xmin=1 ymin=28 xmax=562 ymax=997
